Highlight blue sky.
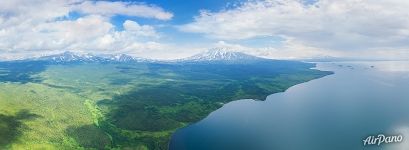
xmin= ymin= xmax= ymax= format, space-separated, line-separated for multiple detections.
xmin=0 ymin=0 xmax=408 ymax=60
xmin=129 ymin=0 xmax=244 ymax=24
xmin=109 ymin=0 xmax=251 ymax=47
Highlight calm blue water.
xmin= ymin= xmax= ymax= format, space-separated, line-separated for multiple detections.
xmin=170 ymin=61 xmax=409 ymax=150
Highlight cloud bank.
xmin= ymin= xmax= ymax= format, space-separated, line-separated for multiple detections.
xmin=180 ymin=0 xmax=409 ymax=60
xmin=0 ymin=0 xmax=408 ymax=60
xmin=0 ymin=0 xmax=172 ymax=60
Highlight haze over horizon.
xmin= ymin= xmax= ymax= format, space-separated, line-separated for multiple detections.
xmin=0 ymin=0 xmax=408 ymax=60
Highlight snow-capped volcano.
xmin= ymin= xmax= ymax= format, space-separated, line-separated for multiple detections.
xmin=180 ymin=48 xmax=262 ymax=62
xmin=36 ymin=51 xmax=150 ymax=63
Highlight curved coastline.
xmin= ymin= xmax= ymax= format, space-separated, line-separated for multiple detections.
xmin=168 ymin=62 xmax=334 ymax=149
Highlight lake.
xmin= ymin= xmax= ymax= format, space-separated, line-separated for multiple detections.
xmin=170 ymin=61 xmax=409 ymax=150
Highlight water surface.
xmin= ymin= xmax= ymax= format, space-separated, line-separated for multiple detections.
xmin=170 ymin=61 xmax=409 ymax=150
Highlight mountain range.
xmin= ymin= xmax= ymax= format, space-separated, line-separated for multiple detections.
xmin=29 ymin=48 xmax=266 ymax=64
xmin=34 ymin=51 xmax=150 ymax=63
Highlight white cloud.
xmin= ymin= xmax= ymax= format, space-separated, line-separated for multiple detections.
xmin=213 ymin=40 xmax=341 ymax=60
xmin=2 ymin=0 xmax=408 ymax=60
xmin=123 ymin=20 xmax=158 ymax=37
xmin=180 ymin=0 xmax=409 ymax=59
xmin=0 ymin=0 xmax=174 ymax=60
xmin=72 ymin=1 xmax=173 ymax=20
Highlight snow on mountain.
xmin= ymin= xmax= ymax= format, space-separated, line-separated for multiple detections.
xmin=179 ymin=48 xmax=263 ymax=63
xmin=32 ymin=48 xmax=266 ymax=64
xmin=36 ymin=51 xmax=150 ymax=63
xmin=44 ymin=51 xmax=82 ymax=62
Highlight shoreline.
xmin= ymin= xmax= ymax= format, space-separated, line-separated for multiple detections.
xmin=167 ymin=63 xmax=334 ymax=149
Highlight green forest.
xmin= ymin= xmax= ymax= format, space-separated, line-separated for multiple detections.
xmin=0 ymin=60 xmax=332 ymax=149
